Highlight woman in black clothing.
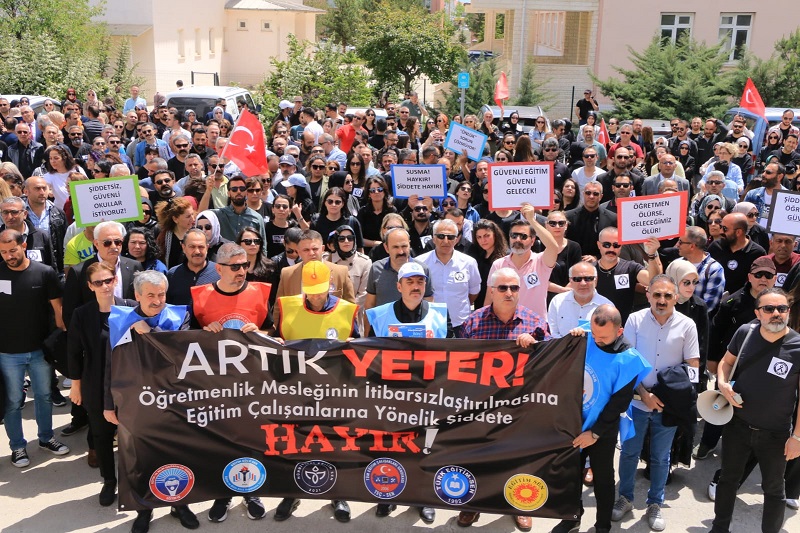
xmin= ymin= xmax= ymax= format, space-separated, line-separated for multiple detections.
xmin=236 ymin=226 xmax=276 ymax=284
xmin=560 ymin=178 xmax=580 ymax=211
xmin=468 ymin=219 xmax=509 ymax=307
xmin=732 ymin=137 xmax=754 ymax=182
xmin=357 ymin=176 xmax=396 ymax=251
xmin=264 ymin=194 xmax=297 ymax=258
xmin=544 ymin=210 xmax=582 ymax=303
xmin=677 ymin=140 xmax=697 ymax=188
xmin=758 ymin=130 xmax=782 ymax=171
xmin=327 ymin=171 xmax=360 ymax=216
xmin=362 ymin=108 xmax=377 ymax=136
xmin=345 ymin=152 xmax=368 ymax=205
xmin=284 ymin=173 xmax=316 ymax=225
xmin=312 ymin=187 xmax=365 ymax=252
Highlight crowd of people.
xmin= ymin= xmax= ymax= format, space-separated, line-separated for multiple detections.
xmin=0 ymin=87 xmax=800 ymax=533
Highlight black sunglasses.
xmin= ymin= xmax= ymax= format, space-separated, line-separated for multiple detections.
xmin=220 ymin=262 xmax=250 ymax=271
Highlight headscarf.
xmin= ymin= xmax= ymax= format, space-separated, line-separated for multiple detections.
xmin=196 ymin=209 xmax=222 ymax=245
xmin=333 ymin=224 xmax=357 ymax=259
xmin=665 ymin=260 xmax=698 ymax=304
xmin=698 ymin=194 xmax=723 ymax=223
xmin=732 ymin=201 xmax=756 ymax=216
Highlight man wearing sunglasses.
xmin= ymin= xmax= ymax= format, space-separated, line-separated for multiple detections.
xmin=0 ymin=196 xmax=57 ymax=272
xmin=744 ymin=162 xmax=788 ymax=224
xmin=210 ymin=174 xmax=266 ymax=244
xmin=166 ymin=134 xmax=192 ymax=180
xmin=674 ymin=227 xmax=725 ymax=313
xmin=709 ymin=212 xmax=767 ymax=293
xmin=565 ymin=181 xmax=617 ymax=259
xmin=547 ymin=261 xmax=612 ymax=338
xmin=711 ymin=287 xmax=800 ymax=533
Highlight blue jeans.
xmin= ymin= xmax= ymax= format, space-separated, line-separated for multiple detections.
xmin=0 ymin=350 xmax=54 ymax=450
xmin=619 ymin=408 xmax=676 ymax=505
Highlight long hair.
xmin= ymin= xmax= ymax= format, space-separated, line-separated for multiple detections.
xmin=364 ymin=176 xmax=394 ymax=213
xmin=345 ymin=152 xmax=366 ymax=188
xmin=43 ymin=145 xmax=77 ymax=173
xmin=235 ymin=226 xmax=275 ymax=281
xmin=469 ymin=219 xmax=508 ymax=262
xmin=514 ymin=135 xmax=536 ymax=162
xmin=123 ymin=227 xmax=160 ymax=263
xmin=320 ymin=187 xmax=351 ymax=218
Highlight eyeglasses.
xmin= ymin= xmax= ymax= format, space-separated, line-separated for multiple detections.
xmin=670 ymin=123 xmax=679 ymax=128
xmin=142 ymin=209 xmax=152 ymax=216
xmin=344 ymin=179 xmax=354 ymax=185
xmin=209 ymin=163 xmax=225 ymax=169
xmin=600 ymin=242 xmax=621 ymax=249
xmin=751 ymin=271 xmax=775 ymax=280
xmin=311 ymin=165 xmax=326 ymax=170
xmin=102 ymin=239 xmax=123 ymax=247
xmin=571 ymin=276 xmax=596 ymax=283
xmin=535 ymin=120 xmax=545 ymax=124
xmin=247 ymin=188 xmax=262 ymax=193
xmin=708 ymin=219 xmax=723 ymax=226
xmin=738 ymin=143 xmax=748 ymax=148
xmin=584 ymin=191 xmax=601 ymax=197
xmin=583 ymin=154 xmax=597 ymax=158
xmin=681 ymin=279 xmax=700 ymax=287
xmin=174 ymin=143 xmax=190 ymax=149
xmin=763 ymin=170 xmax=778 ymax=176
xmin=680 ymin=146 xmax=689 ymax=150
xmin=706 ymin=180 xmax=723 ymax=186
xmin=230 ymin=186 xmax=247 ymax=192
xmin=494 ymin=284 xmax=520 ymax=293
xmin=509 ymin=232 xmax=530 ymax=240
xmin=547 ymin=220 xmax=567 ymax=227
xmin=434 ymin=233 xmax=457 ymax=240
xmin=350 ymin=161 xmax=362 ymax=167
xmin=458 ymin=187 xmax=472 ymax=192
xmin=612 ymin=182 xmax=631 ymax=188
xmin=90 ymin=277 xmax=116 ymax=287
xmin=768 ymin=136 xmax=779 ymax=140
xmin=93 ymin=141 xmax=106 ymax=146
xmin=504 ymin=140 xmax=515 ymax=145
xmin=677 ymin=240 xmax=693 ymax=247
xmin=442 ymin=200 xmax=456 ymax=207
xmin=240 ymin=238 xmax=262 ymax=246
xmin=337 ymin=235 xmax=355 ymax=242
xmin=414 ymin=206 xmax=429 ymax=212
xmin=197 ymin=224 xmax=212 ymax=231
xmin=109 ymin=140 xmax=121 ymax=145
xmin=69 ymin=132 xmax=82 ymax=137
xmin=220 ymin=262 xmax=250 ymax=271
xmin=615 ymin=155 xmax=630 ymax=159
xmin=543 ymin=148 xmax=558 ymax=152
xmin=650 ymin=292 xmax=675 ymax=300
xmin=312 ymin=149 xmax=325 ymax=154
xmin=155 ymin=179 xmax=172 ymax=185
xmin=757 ymin=304 xmax=789 ymax=313
xmin=661 ymin=161 xmax=675 ymax=165
xmin=745 ymin=211 xmax=758 ymax=219
xmin=285 ymin=248 xmax=298 ymax=255
xmin=0 ymin=208 xmax=23 ymax=217
xmin=326 ymin=199 xmax=343 ymax=206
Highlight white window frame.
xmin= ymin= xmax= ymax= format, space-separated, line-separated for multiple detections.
xmin=237 ymin=19 xmax=248 ymax=31
xmin=719 ymin=13 xmax=753 ymax=62
xmin=660 ymin=13 xmax=693 ymax=44
xmin=261 ymin=20 xmax=272 ymax=32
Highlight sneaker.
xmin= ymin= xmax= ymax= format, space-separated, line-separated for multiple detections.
xmin=646 ymin=503 xmax=666 ymax=531
xmin=11 ymin=448 xmax=30 ymax=468
xmin=692 ymin=443 xmax=714 ymax=460
xmin=611 ymin=495 xmax=633 ymax=521
xmin=550 ymin=519 xmax=579 ymax=533
xmin=208 ymin=498 xmax=231 ymax=522
xmin=786 ymin=498 xmax=799 ymax=510
xmin=707 ymin=480 xmax=717 ymax=501
xmin=38 ymin=437 xmax=70 ymax=455
xmin=51 ymin=393 xmax=67 ymax=407
xmin=244 ymin=496 xmax=265 ymax=519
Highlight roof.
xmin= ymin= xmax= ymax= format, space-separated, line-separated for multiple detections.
xmin=224 ymin=0 xmax=325 ymax=12
xmin=106 ymin=24 xmax=152 ymax=37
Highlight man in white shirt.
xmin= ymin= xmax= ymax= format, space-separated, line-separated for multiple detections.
xmin=548 ymin=261 xmax=612 ymax=337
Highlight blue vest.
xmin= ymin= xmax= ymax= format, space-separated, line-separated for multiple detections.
xmin=110 ymin=304 xmax=188 ymax=348
xmin=366 ymin=301 xmax=448 ymax=338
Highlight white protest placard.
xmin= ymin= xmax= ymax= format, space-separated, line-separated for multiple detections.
xmin=488 ymin=162 xmax=553 ymax=210
xmin=443 ymin=122 xmax=488 ymax=161
xmin=390 ymin=165 xmax=448 ymax=199
xmin=767 ymin=190 xmax=800 ymax=237
xmin=69 ymin=175 xmax=143 ymax=227
xmin=616 ymin=191 xmax=688 ymax=244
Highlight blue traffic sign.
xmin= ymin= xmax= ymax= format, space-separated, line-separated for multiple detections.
xmin=457 ymin=72 xmax=470 ymax=89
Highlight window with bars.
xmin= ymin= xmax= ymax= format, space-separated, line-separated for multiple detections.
xmin=719 ymin=13 xmax=752 ymax=61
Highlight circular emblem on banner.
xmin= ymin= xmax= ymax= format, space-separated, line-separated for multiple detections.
xmin=326 ymin=327 xmax=338 ymax=339
xmin=504 ymin=474 xmax=548 ymax=511
xmin=294 ymin=460 xmax=338 ymax=494
xmin=364 ymin=458 xmax=407 ymax=499
xmin=433 ymin=465 xmax=477 ymax=505
xmin=727 ymin=260 xmax=738 ymax=271
xmin=150 ymin=464 xmax=195 ymax=502
xmin=583 ymin=365 xmax=599 ymax=412
xmin=222 ymin=458 xmax=266 ymax=493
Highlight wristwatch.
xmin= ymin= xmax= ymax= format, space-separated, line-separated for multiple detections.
xmin=791 ymin=433 xmax=800 ymax=443
xmin=591 ymin=432 xmax=600 ymax=440
xmin=646 ymin=253 xmax=658 ymax=260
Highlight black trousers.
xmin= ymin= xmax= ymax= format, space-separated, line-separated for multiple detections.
xmin=579 ymin=434 xmax=617 ymax=530
xmin=711 ymin=417 xmax=788 ymax=533
xmin=86 ymin=407 xmax=117 ymax=483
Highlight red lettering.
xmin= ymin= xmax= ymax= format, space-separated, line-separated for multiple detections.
xmin=381 ymin=350 xmax=412 ymax=380
xmin=300 ymin=425 xmax=335 ymax=453
xmin=367 ymin=429 xmax=391 ymax=451
xmin=342 ymin=348 xmax=380 ymax=377
xmin=448 ymin=351 xmax=479 ymax=383
xmin=479 ymin=351 xmax=515 ymax=387
xmin=333 ymin=426 xmax=370 ymax=451
xmin=261 ymin=424 xmax=298 ymax=455
xmin=414 ymin=350 xmax=447 ymax=379
xmin=388 ymin=431 xmax=421 ymax=453
xmin=513 ymin=352 xmax=529 ymax=386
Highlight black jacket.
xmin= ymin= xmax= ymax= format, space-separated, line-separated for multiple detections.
xmin=652 ymin=363 xmax=698 ymax=429
xmin=0 ymin=220 xmax=56 ymax=272
xmin=62 ymin=255 xmax=142 ymax=328
xmin=708 ymin=285 xmax=757 ymax=363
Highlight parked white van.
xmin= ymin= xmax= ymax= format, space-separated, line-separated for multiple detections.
xmin=164 ymin=86 xmax=258 ymax=122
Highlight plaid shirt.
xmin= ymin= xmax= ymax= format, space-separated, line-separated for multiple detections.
xmin=461 ymin=304 xmax=550 ymax=341
xmin=691 ymin=255 xmax=726 ymax=312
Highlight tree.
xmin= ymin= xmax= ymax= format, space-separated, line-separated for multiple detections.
xmin=735 ymin=28 xmax=800 ymax=107
xmin=513 ymin=59 xmax=554 ymax=109
xmin=319 ymin=0 xmax=362 ymax=51
xmin=356 ymin=2 xmax=466 ymax=94
xmin=440 ymin=59 xmax=498 ymax=119
xmin=593 ymin=35 xmax=737 ymax=119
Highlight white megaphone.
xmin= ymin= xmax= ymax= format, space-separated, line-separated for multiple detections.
xmin=697 ymin=389 xmax=739 ymax=425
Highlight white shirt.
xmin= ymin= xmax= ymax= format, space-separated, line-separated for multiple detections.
xmin=547 ymin=290 xmax=612 ymax=338
xmin=571 ymin=165 xmax=603 ymax=197
xmin=304 ymin=121 xmax=324 ymax=144
xmin=417 ymin=249 xmax=480 ymax=327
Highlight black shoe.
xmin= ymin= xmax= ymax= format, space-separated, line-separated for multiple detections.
xmin=170 ymin=505 xmax=199 ymax=529
xmin=208 ymin=497 xmax=231 ymax=522
xmin=51 ymin=393 xmax=67 ymax=407
xmin=332 ymin=500 xmax=351 ymax=522
xmin=274 ymin=498 xmax=299 ymax=521
xmin=419 ymin=506 xmax=435 ymax=523
xmin=376 ymin=503 xmax=396 ymax=517
xmin=550 ymin=519 xmax=579 ymax=533
xmin=61 ymin=422 xmax=87 ymax=436
xmin=131 ymin=511 xmax=152 ymax=533
xmin=99 ymin=479 xmax=117 ymax=507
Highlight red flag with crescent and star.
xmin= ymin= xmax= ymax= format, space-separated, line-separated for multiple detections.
xmin=739 ymin=78 xmax=766 ymax=120
xmin=221 ymin=109 xmax=269 ymax=176
xmin=597 ymin=118 xmax=610 ymax=147
xmin=494 ymin=72 xmax=509 ymax=121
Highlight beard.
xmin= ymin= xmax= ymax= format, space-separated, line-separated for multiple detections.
xmin=764 ymin=318 xmax=788 ymax=333
xmin=231 ymin=196 xmax=246 ymax=207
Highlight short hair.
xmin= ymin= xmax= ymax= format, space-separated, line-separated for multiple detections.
xmin=592 ymin=304 xmax=622 ymax=328
xmin=684 ymin=226 xmax=707 ymax=249
xmin=509 ymin=219 xmax=532 ymax=233
xmin=228 ymin=173 xmax=247 ymax=187
xmin=182 ymin=227 xmax=207 ymax=244
xmin=598 ymin=226 xmax=618 ymax=241
xmin=133 ymin=270 xmax=168 ymax=294
xmin=568 ymin=261 xmax=598 ymax=278
xmin=215 ymin=243 xmax=247 ymax=264
xmin=765 ymin=161 xmax=786 ymax=175
xmin=490 ymin=267 xmax=520 ymax=286
xmin=299 ymin=229 xmax=323 ymax=243
xmin=649 ymin=273 xmax=676 ymax=291
xmin=432 ymin=218 xmax=458 ymax=234
xmin=86 ymin=261 xmax=115 ymax=281
xmin=184 ymin=153 xmax=203 ymax=165
xmin=0 ymin=196 xmax=24 ymax=208
xmin=542 ymin=138 xmax=559 ymax=150
xmin=284 ymin=227 xmax=304 ymax=245
xmin=755 ymin=287 xmax=788 ymax=308
xmin=0 ymin=229 xmax=24 ymax=245
xmin=706 ymin=170 xmax=725 ymax=182
xmin=93 ymin=221 xmax=126 ymax=240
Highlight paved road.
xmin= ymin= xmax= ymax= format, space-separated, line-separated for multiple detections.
xmin=0 ymin=390 xmax=797 ymax=532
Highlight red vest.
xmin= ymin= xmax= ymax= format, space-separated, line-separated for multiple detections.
xmin=191 ymin=282 xmax=271 ymax=329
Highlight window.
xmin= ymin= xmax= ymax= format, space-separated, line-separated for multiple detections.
xmin=660 ymin=13 xmax=693 ymax=44
xmin=209 ymin=28 xmax=216 ymax=55
xmin=177 ymin=29 xmax=185 ymax=59
xmin=194 ymin=28 xmax=201 ymax=58
xmin=261 ymin=20 xmax=272 ymax=32
xmin=719 ymin=13 xmax=752 ymax=61
xmin=237 ymin=19 xmax=247 ymax=31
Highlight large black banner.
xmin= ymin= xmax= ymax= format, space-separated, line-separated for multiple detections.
xmin=112 ymin=331 xmax=585 ymax=519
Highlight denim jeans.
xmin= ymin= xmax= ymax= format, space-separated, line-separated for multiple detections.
xmin=0 ymin=350 xmax=54 ymax=450
xmin=619 ymin=408 xmax=676 ymax=505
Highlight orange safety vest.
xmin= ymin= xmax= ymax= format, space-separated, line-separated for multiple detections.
xmin=191 ymin=282 xmax=271 ymax=329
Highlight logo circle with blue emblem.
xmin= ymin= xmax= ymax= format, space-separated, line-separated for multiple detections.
xmin=364 ymin=458 xmax=407 ymax=499
xmin=149 ymin=464 xmax=195 ymax=502
xmin=222 ymin=458 xmax=267 ymax=493
xmin=433 ymin=465 xmax=477 ymax=505
xmin=294 ymin=460 xmax=337 ymax=494
xmin=583 ymin=364 xmax=599 ymax=413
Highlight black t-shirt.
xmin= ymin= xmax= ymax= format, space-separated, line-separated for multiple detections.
xmin=311 ymin=215 xmax=364 ymax=250
xmin=729 ymin=326 xmax=800 ymax=432
xmin=575 ymin=99 xmax=596 ymax=121
xmin=708 ymin=239 xmax=767 ymax=293
xmin=0 ymin=261 xmax=62 ymax=353
xmin=265 ymin=220 xmax=296 ymax=258
xmin=595 ymin=258 xmax=644 ymax=325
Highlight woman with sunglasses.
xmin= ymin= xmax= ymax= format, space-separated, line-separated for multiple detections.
xmin=499 ymin=133 xmax=516 ymax=157
xmin=362 ymin=109 xmax=377 ymax=136
xmin=421 ymin=117 xmax=436 ymax=144
xmin=155 ymin=197 xmax=195 ymax=268
xmin=493 ymin=149 xmax=512 ymax=163
xmin=243 ymin=176 xmax=271 ymax=219
xmin=358 ymin=176 xmax=396 ymax=251
xmin=479 ymin=109 xmax=501 ymax=155
xmin=345 ymin=152 xmax=367 ymax=205
xmin=468 ymin=219 xmax=509 ymax=306
xmin=122 ymin=227 xmax=168 ymax=274
xmin=758 ymin=130 xmax=783 ymax=171
xmin=0 ymin=163 xmax=25 ymax=198
xmin=434 ymin=113 xmax=450 ymax=137
xmin=696 ymin=194 xmax=723 ymax=234
xmin=264 ymin=194 xmax=298 ymax=258
xmin=544 ymin=210 xmax=581 ymax=301
xmin=325 ymin=159 xmax=341 ymax=177
xmin=676 ymin=140 xmax=697 ymax=187
xmin=732 ymin=137 xmax=753 ymax=178
xmin=453 ymin=181 xmax=479 ymax=223
xmin=500 ymin=111 xmax=523 ymax=138
xmin=195 ymin=209 xmax=223 ymax=261
xmin=666 ymin=261 xmax=708 ymax=371
xmin=323 ymin=224 xmax=371 ymax=328
xmin=732 ymin=201 xmax=770 ymax=251
xmin=304 ymin=155 xmax=329 ymax=207
xmin=705 ymin=209 xmax=726 ymax=245
xmin=283 ymin=174 xmax=315 ymax=227
xmin=219 ymin=119 xmax=232 ymax=137
xmin=530 ymin=116 xmax=548 ymax=146
xmin=236 ymin=226 xmax=276 ymax=284
xmin=312 ymin=187 xmax=364 ymax=253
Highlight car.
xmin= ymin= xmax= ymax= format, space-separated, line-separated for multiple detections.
xmin=479 ymin=105 xmax=549 ymax=135
xmin=163 ymin=86 xmax=259 ymax=123
xmin=1 ymin=95 xmax=62 ymax=116
xmin=620 ymin=118 xmax=672 ymax=139
xmin=722 ymin=106 xmax=800 ymax=159
xmin=468 ymin=50 xmax=496 ymax=63
xmin=342 ymin=107 xmax=388 ymax=120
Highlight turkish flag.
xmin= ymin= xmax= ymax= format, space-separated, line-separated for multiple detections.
xmin=739 ymin=78 xmax=766 ymax=120
xmin=597 ymin=118 xmax=610 ymax=147
xmin=221 ymin=109 xmax=269 ymax=176
xmin=494 ymin=71 xmax=509 ymax=119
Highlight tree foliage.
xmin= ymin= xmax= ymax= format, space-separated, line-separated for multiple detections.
xmin=734 ymin=28 xmax=800 ymax=107
xmin=513 ymin=59 xmax=554 ymax=109
xmin=465 ymin=13 xmax=485 ymax=43
xmin=319 ymin=0 xmax=363 ymax=51
xmin=356 ymin=1 xmax=466 ymax=94
xmin=440 ymin=59 xmax=498 ymax=119
xmin=254 ymin=35 xmax=373 ymax=122
xmin=593 ymin=35 xmax=737 ymax=120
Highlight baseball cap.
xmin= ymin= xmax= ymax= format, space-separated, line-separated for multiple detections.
xmin=302 ymin=261 xmax=330 ymax=294
xmin=278 ymin=154 xmax=296 ymax=166
xmin=279 ymin=100 xmax=293 ymax=110
xmin=287 ymin=173 xmax=308 ymax=189
xmin=750 ymin=257 xmax=776 ymax=275
xmin=397 ymin=262 xmax=427 ymax=280
xmin=293 ymin=96 xmax=303 ymax=103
